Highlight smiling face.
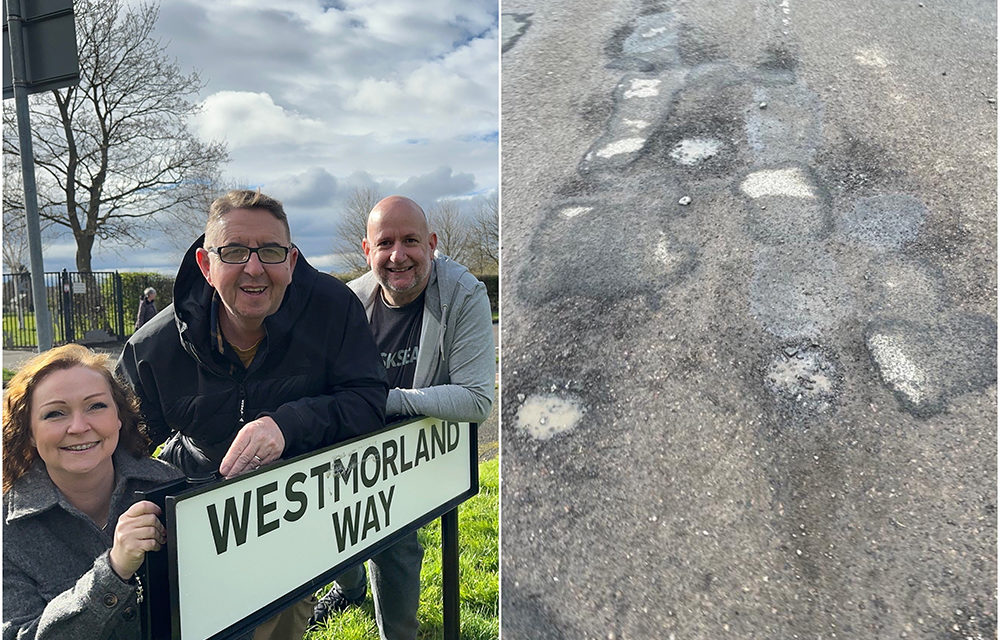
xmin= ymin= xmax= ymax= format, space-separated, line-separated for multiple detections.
xmin=29 ymin=366 xmax=121 ymax=485
xmin=363 ymin=196 xmax=437 ymax=307
xmin=195 ymin=207 xmax=298 ymax=339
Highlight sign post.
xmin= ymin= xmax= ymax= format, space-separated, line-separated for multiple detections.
xmin=3 ymin=0 xmax=80 ymax=352
xmin=140 ymin=416 xmax=478 ymax=640
xmin=442 ymin=508 xmax=461 ymax=638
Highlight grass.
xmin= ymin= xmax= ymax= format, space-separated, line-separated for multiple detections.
xmin=3 ymin=310 xmax=126 ymax=349
xmin=4 ymin=312 xmax=36 ymax=338
xmin=306 ymin=458 xmax=498 ymax=640
xmin=3 ymin=312 xmax=67 ymax=346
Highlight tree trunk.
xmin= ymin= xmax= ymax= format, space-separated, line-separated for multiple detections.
xmin=75 ymin=231 xmax=94 ymax=272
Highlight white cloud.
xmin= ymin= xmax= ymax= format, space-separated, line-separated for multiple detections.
xmin=344 ymin=31 xmax=498 ymax=138
xmin=54 ymin=0 xmax=499 ymax=275
xmin=195 ymin=92 xmax=328 ymax=147
xmin=301 ymin=251 xmax=349 ymax=271
xmin=41 ymin=241 xmax=79 ymax=261
xmin=396 ymin=166 xmax=477 ymax=204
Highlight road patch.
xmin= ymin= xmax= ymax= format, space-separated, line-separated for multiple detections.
xmin=741 ymin=167 xmax=818 ymax=199
xmin=515 ymin=394 xmax=586 ymax=440
xmin=841 ymin=194 xmax=927 ymax=250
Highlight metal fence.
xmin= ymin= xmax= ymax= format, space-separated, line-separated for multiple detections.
xmin=2 ymin=270 xmax=126 ymax=349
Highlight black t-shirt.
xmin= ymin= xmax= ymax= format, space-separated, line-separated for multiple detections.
xmin=370 ymin=289 xmax=424 ymax=389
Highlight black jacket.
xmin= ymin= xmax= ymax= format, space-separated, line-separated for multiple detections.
xmin=117 ymin=237 xmax=388 ymax=475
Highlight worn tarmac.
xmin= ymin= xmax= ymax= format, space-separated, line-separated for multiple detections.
xmin=500 ymin=0 xmax=995 ymax=638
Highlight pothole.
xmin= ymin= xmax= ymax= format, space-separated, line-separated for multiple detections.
xmin=501 ymin=13 xmax=532 ymax=53
xmin=670 ymin=137 xmax=722 ymax=165
xmin=624 ymin=78 xmax=662 ymax=98
xmin=595 ymin=137 xmax=647 ymax=158
xmin=622 ymin=11 xmax=679 ymax=60
xmin=842 ymin=194 xmax=927 ymax=250
xmin=623 ymin=118 xmax=651 ymax=131
xmin=763 ymin=343 xmax=839 ymax=410
xmin=560 ymin=206 xmax=593 ymax=219
xmin=515 ymin=394 xmax=586 ymax=440
xmin=866 ymin=333 xmax=927 ymax=405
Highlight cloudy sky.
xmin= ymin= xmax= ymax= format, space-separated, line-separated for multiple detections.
xmin=42 ymin=0 xmax=498 ymax=273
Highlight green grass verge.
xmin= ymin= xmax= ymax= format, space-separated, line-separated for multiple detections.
xmin=3 ymin=308 xmax=127 ymax=348
xmin=306 ymin=457 xmax=498 ymax=640
xmin=3 ymin=312 xmax=67 ymax=345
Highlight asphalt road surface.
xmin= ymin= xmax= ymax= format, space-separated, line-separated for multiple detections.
xmin=500 ymin=1 xmax=996 ymax=638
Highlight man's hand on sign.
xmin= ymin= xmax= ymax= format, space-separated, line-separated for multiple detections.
xmin=110 ymin=500 xmax=167 ymax=581
xmin=219 ymin=416 xmax=286 ymax=478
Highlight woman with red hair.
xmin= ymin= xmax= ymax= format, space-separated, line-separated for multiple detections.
xmin=2 ymin=344 xmax=182 ymax=640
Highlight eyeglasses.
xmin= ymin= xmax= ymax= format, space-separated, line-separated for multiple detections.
xmin=208 ymin=245 xmax=291 ymax=264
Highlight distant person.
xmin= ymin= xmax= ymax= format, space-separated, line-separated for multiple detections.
xmin=134 ymin=287 xmax=157 ymax=330
xmin=2 ymin=344 xmax=183 ymax=640
xmin=311 ymin=195 xmax=495 ymax=639
xmin=117 ymin=189 xmax=387 ymax=640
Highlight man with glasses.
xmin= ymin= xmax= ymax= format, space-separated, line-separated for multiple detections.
xmin=118 ymin=189 xmax=387 ymax=639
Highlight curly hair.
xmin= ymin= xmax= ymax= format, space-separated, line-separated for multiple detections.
xmin=2 ymin=344 xmax=150 ymax=493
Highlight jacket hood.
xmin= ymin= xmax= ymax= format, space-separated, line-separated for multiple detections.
xmin=172 ymin=235 xmax=322 ymax=365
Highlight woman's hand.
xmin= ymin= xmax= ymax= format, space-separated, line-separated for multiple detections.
xmin=109 ymin=500 xmax=166 ymax=581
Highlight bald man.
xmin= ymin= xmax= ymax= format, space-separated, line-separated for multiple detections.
xmin=310 ymin=196 xmax=494 ymax=638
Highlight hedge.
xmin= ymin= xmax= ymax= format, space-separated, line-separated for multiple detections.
xmin=120 ymin=272 xmax=176 ymax=335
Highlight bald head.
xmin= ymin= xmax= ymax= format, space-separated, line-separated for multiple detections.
xmin=363 ymin=195 xmax=437 ymax=306
xmin=366 ymin=196 xmax=430 ymax=238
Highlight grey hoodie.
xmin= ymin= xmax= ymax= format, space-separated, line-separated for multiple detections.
xmin=349 ymin=255 xmax=495 ymax=422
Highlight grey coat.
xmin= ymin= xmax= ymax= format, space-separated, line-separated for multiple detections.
xmin=3 ymin=452 xmax=182 ymax=640
xmin=349 ymin=255 xmax=495 ymax=422
xmin=134 ymin=297 xmax=157 ymax=331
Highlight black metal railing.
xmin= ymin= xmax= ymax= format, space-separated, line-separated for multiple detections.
xmin=2 ymin=270 xmax=125 ymax=349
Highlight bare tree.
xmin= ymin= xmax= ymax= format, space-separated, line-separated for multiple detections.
xmin=1 ymin=0 xmax=227 ymax=272
xmin=2 ymin=159 xmax=29 ymax=272
xmin=429 ymin=200 xmax=473 ymax=266
xmin=2 ymin=213 xmax=30 ymax=274
xmin=469 ymin=191 xmax=499 ymax=274
xmin=333 ymin=186 xmax=382 ymax=275
xmin=161 ymin=176 xmax=260 ymax=251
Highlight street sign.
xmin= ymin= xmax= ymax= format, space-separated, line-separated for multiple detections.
xmin=2 ymin=0 xmax=79 ymax=99
xmin=147 ymin=416 xmax=478 ymax=640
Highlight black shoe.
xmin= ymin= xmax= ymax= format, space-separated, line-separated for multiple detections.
xmin=308 ymin=578 xmax=367 ymax=627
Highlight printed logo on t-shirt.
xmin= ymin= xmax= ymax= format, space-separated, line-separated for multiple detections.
xmin=383 ymin=346 xmax=419 ymax=370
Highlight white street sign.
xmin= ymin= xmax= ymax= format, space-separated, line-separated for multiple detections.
xmin=166 ymin=417 xmax=475 ymax=640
